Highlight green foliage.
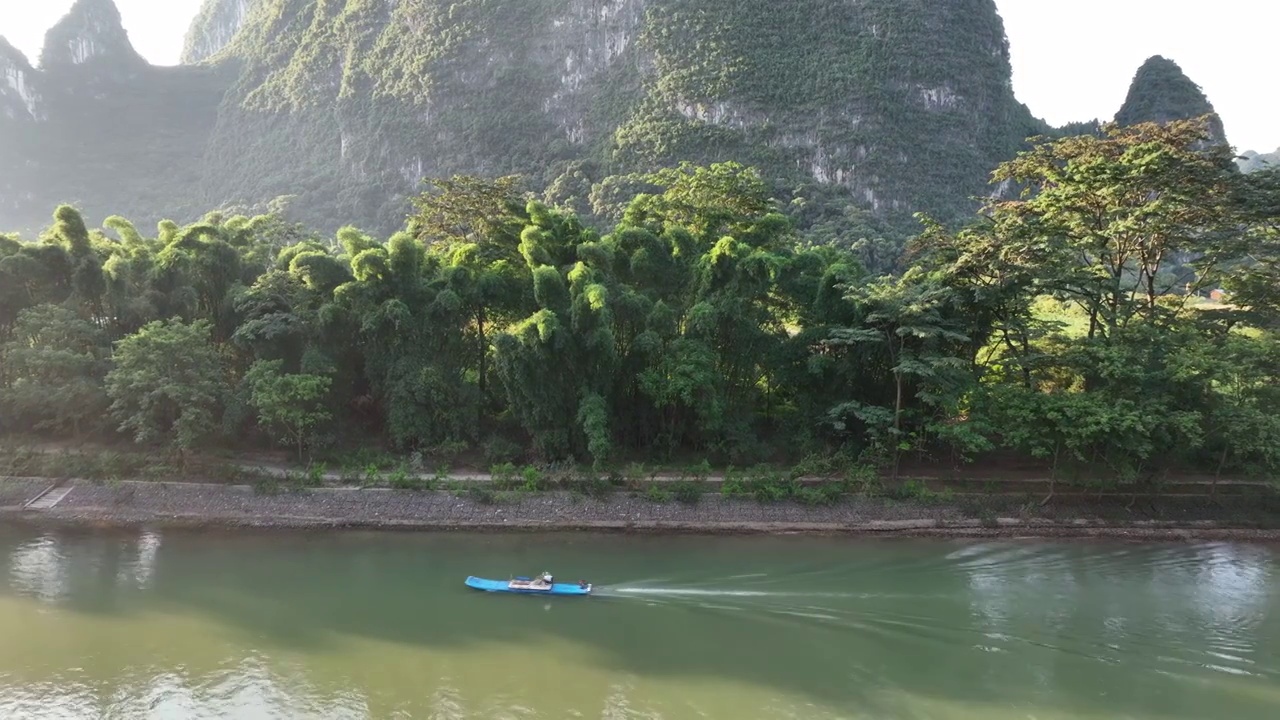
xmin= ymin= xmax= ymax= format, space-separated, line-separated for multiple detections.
xmin=0 ymin=445 xmax=166 ymax=482
xmin=483 ymin=436 xmax=523 ymax=466
xmin=520 ymin=465 xmax=547 ymax=492
xmin=388 ymin=463 xmax=433 ymax=491
xmin=794 ymin=482 xmax=846 ymax=507
xmin=490 ymin=463 xmax=519 ymax=489
xmin=0 ymin=304 xmax=109 ymax=436
xmin=566 ymin=471 xmax=614 ymax=499
xmin=4 ymin=121 xmax=1280 ymax=502
xmin=104 ymin=318 xmax=226 ymax=454
xmin=643 ymin=484 xmax=674 ymax=504
xmin=900 ymin=117 xmax=1280 ymax=484
xmin=886 ymin=479 xmax=952 ymax=504
xmin=305 ymin=463 xmax=327 ymax=488
xmin=464 ymin=485 xmax=498 ymax=505
xmin=244 ymin=359 xmax=333 ymax=461
xmin=254 ymin=476 xmax=284 ymax=495
xmin=670 ymin=480 xmax=708 ymax=505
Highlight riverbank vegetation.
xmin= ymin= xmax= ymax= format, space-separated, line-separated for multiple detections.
xmin=2 ymin=118 xmax=1279 ymax=500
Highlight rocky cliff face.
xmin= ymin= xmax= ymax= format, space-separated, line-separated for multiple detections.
xmin=181 ymin=0 xmax=252 ymax=64
xmin=40 ymin=0 xmax=145 ymax=69
xmin=0 ymin=0 xmax=1224 ymax=240
xmin=0 ymin=40 xmax=40 ymax=222
xmin=0 ymin=39 xmax=39 ymax=122
xmin=182 ymin=0 xmax=1047 ymax=235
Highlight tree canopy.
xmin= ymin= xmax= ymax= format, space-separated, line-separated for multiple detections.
xmin=3 ymin=120 xmax=1279 ymax=488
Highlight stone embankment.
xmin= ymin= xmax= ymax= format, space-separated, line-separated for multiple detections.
xmin=3 ymin=477 xmax=1279 ymax=540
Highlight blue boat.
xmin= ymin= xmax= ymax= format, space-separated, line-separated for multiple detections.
xmin=465 ymin=572 xmax=592 ymax=596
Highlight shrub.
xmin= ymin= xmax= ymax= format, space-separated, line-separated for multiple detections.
xmin=743 ymin=467 xmax=798 ymax=503
xmin=254 ymin=477 xmax=283 ymax=496
xmin=467 ymin=486 xmax=497 ymax=505
xmin=491 ymin=462 xmax=519 ymax=489
xmin=643 ymin=484 xmax=673 ymax=503
xmin=721 ymin=469 xmax=748 ymax=498
xmin=389 ymin=464 xmax=432 ymax=490
xmin=520 ymin=465 xmax=546 ymax=492
xmin=671 ymin=480 xmax=707 ymax=505
xmin=304 ymin=463 xmax=327 ymax=488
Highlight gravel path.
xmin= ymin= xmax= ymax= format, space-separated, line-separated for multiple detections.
xmin=2 ymin=478 xmax=1280 ymax=540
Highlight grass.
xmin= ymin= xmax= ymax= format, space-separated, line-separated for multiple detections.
xmin=718 ymin=464 xmax=851 ymax=505
xmin=0 ymin=443 xmax=262 ymax=484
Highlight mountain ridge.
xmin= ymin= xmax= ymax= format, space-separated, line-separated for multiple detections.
xmin=40 ymin=0 xmax=145 ymax=69
xmin=0 ymin=0 xmax=1236 ymax=245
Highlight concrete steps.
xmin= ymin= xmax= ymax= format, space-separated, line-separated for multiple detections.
xmin=24 ymin=484 xmax=72 ymax=510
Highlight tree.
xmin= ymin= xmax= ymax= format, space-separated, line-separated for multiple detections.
xmin=827 ymin=268 xmax=973 ymax=476
xmin=493 ymin=202 xmax=617 ymax=463
xmin=988 ymin=118 xmax=1247 ymax=340
xmin=105 ymin=318 xmax=226 ymax=457
xmin=407 ymin=175 xmax=527 ymax=248
xmin=0 ymin=304 xmax=109 ymax=437
xmin=2 ymin=154 xmax=1277 ymax=489
xmin=1223 ymin=166 xmax=1280 ymax=329
xmin=244 ymin=359 xmax=332 ymax=461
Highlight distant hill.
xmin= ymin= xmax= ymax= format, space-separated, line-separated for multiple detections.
xmin=1238 ymin=149 xmax=1280 ymax=173
xmin=1115 ymin=55 xmax=1226 ymax=143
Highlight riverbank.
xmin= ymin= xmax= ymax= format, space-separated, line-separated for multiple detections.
xmin=4 ymin=477 xmax=1280 ymax=540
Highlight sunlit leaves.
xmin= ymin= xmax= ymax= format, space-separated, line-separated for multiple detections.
xmin=105 ymin=318 xmax=226 ymax=452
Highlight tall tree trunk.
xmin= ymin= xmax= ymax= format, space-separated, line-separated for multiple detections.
xmin=477 ymin=306 xmax=489 ymax=433
xmin=893 ymin=369 xmax=904 ymax=483
xmin=1213 ymin=446 xmax=1229 ymax=499
xmin=1041 ymin=442 xmax=1061 ymax=506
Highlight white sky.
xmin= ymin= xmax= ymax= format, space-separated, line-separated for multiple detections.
xmin=1 ymin=0 xmax=1276 ymax=150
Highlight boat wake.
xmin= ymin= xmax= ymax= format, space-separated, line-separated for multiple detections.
xmin=599 ymin=586 xmax=861 ymax=600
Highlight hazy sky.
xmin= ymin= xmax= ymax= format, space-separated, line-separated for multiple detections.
xmin=1 ymin=0 xmax=1276 ymax=150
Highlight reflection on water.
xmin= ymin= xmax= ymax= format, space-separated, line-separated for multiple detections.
xmin=0 ymin=528 xmax=1278 ymax=719
xmin=6 ymin=530 xmax=162 ymax=605
xmin=8 ymin=536 xmax=68 ymax=603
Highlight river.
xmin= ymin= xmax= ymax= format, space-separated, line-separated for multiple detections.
xmin=0 ymin=526 xmax=1277 ymax=719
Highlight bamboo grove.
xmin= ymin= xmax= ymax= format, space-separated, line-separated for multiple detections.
xmin=2 ymin=119 xmax=1278 ymax=484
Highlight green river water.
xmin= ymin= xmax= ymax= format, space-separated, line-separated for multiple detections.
xmin=0 ymin=526 xmax=1277 ymax=719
